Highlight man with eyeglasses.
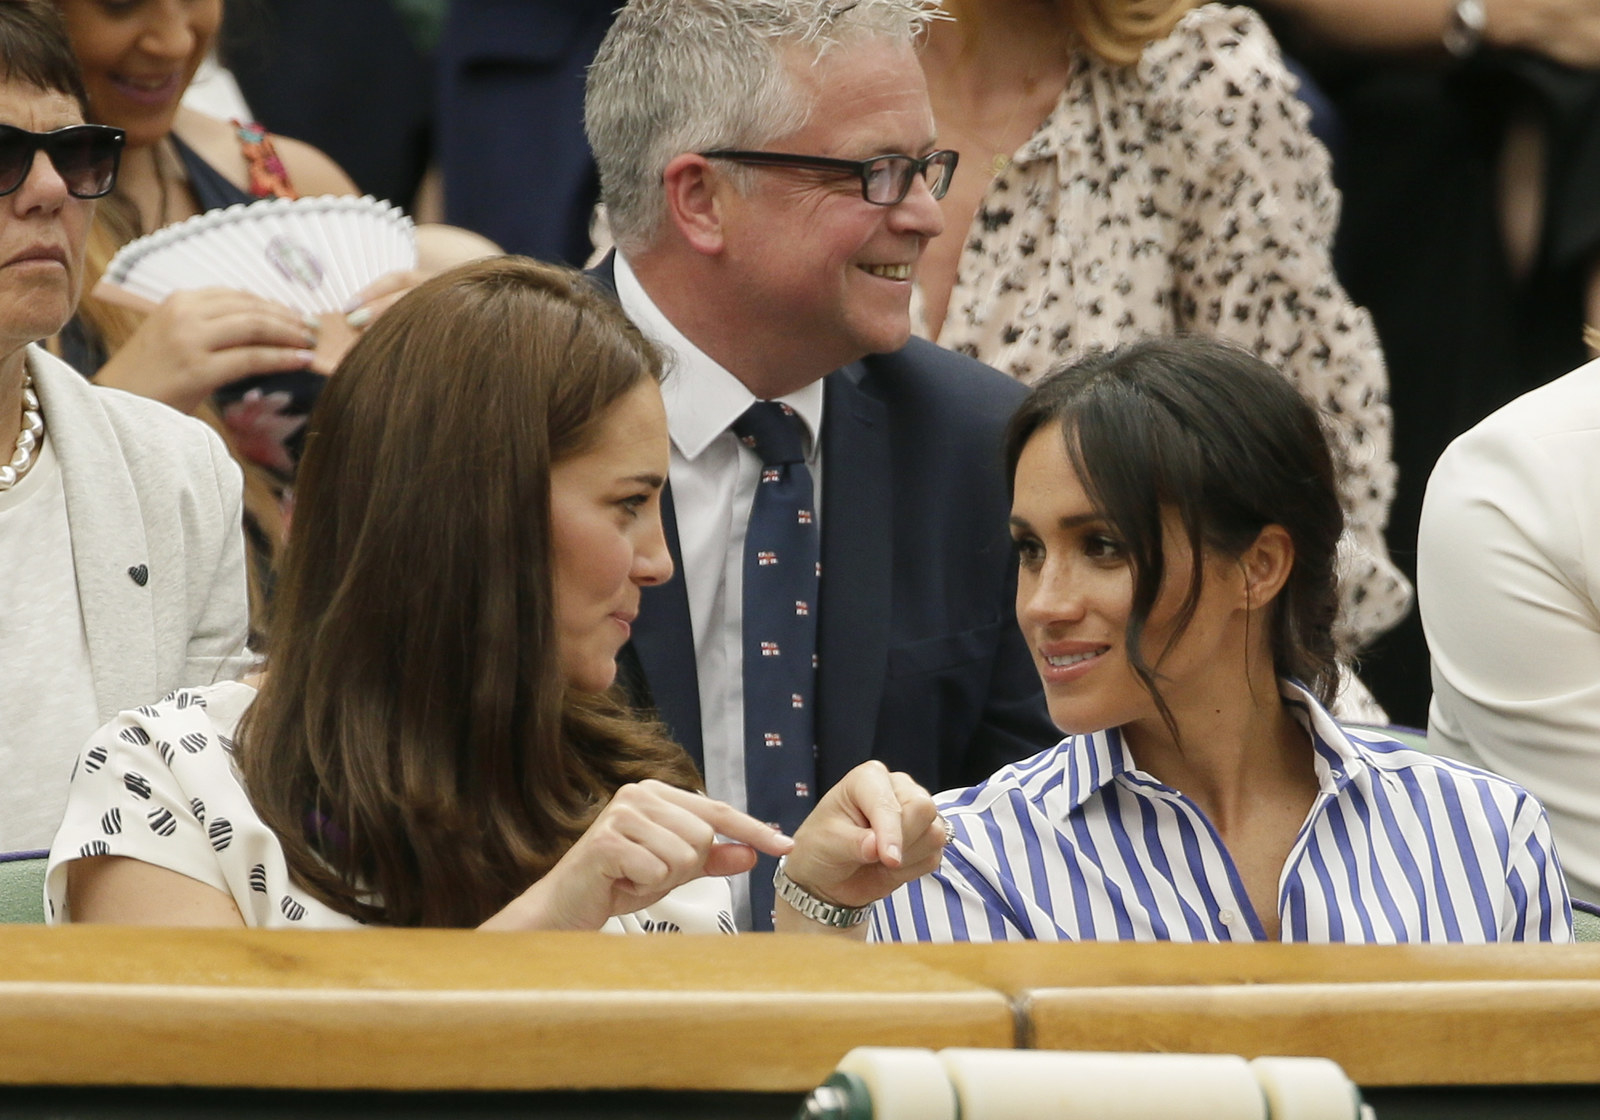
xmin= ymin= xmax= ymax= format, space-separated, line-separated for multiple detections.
xmin=585 ymin=0 xmax=1056 ymax=930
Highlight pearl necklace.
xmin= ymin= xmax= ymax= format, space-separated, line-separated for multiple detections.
xmin=0 ymin=373 xmax=44 ymax=491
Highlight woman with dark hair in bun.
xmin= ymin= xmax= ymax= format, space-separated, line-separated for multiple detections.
xmin=798 ymin=336 xmax=1572 ymax=943
xmin=915 ymin=2 xmax=1409 ymax=705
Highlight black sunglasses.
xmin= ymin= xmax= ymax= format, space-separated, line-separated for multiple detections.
xmin=700 ymin=148 xmax=959 ymax=205
xmin=0 ymin=124 xmax=126 ymax=200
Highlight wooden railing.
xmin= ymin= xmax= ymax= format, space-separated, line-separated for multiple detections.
xmin=2 ymin=927 xmax=1597 ymax=1092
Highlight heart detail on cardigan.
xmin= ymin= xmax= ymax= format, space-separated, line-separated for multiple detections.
xmin=127 ymin=564 xmax=149 ymax=587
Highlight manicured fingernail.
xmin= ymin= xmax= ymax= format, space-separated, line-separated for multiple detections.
xmin=301 ymin=314 xmax=321 ymax=334
xmin=341 ymin=294 xmax=367 ymax=313
xmin=345 ymin=307 xmax=373 ymax=330
xmin=885 ymin=843 xmax=901 ymax=863
xmin=295 ymin=349 xmax=316 ymax=365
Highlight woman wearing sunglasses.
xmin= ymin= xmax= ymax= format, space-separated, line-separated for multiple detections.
xmin=0 ymin=1 xmax=251 ymax=854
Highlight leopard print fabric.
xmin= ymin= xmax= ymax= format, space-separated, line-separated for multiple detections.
xmin=922 ymin=5 xmax=1411 ymax=656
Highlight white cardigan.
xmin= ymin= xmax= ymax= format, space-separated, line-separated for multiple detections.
xmin=1419 ymin=356 xmax=1600 ymax=903
xmin=29 ymin=344 xmax=253 ymax=727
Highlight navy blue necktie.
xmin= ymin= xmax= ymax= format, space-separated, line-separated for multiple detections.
xmin=733 ymin=401 xmax=820 ymax=930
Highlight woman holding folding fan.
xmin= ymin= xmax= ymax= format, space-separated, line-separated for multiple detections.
xmin=46 ymin=0 xmax=492 ymax=634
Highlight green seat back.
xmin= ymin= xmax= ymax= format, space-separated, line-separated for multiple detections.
xmin=0 ymin=853 xmax=47 ymax=924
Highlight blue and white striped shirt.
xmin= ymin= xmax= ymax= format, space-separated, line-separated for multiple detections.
xmin=872 ymin=683 xmax=1572 ymax=943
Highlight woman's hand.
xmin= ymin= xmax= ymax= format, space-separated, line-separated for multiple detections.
xmin=775 ymin=761 xmax=946 ymax=934
xmin=341 ymin=269 xmax=426 ymax=330
xmin=1488 ymin=0 xmax=1600 ymax=68
xmin=480 ymin=781 xmax=794 ymax=932
xmin=337 ymin=225 xmax=503 ymax=347
xmin=1266 ymin=0 xmax=1600 ymax=68
xmin=93 ymin=288 xmax=319 ymax=414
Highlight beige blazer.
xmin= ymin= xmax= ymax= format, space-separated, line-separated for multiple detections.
xmin=29 ymin=345 xmax=253 ymax=721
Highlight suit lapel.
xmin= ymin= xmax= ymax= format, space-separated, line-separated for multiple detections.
xmin=815 ymin=368 xmax=892 ymax=785
xmin=30 ymin=349 xmax=161 ymax=721
xmin=587 ymin=252 xmax=619 ymax=296
xmin=629 ymin=483 xmax=705 ymax=769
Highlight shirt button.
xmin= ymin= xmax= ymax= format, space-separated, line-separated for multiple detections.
xmin=1218 ymin=908 xmax=1236 ymax=926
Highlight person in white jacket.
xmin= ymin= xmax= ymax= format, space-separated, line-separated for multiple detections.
xmin=1419 ymin=356 xmax=1600 ymax=904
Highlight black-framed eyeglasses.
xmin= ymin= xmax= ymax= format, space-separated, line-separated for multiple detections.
xmin=700 ymin=148 xmax=959 ymax=205
xmin=0 ymin=124 xmax=126 ymax=200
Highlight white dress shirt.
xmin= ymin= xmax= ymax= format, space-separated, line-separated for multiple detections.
xmin=614 ymin=254 xmax=825 ymax=926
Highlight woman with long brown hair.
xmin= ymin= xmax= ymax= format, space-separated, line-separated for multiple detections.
xmin=45 ymin=257 xmax=943 ymax=931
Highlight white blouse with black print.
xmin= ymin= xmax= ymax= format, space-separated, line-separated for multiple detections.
xmin=45 ymin=681 xmax=737 ymax=934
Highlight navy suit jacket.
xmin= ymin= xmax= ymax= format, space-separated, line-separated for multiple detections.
xmin=230 ymin=0 xmax=434 ymax=211
xmin=437 ymin=0 xmax=616 ymax=264
xmin=591 ymin=258 xmax=1057 ymax=795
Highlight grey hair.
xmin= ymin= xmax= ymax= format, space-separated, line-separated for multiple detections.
xmin=585 ymin=0 xmax=944 ymax=255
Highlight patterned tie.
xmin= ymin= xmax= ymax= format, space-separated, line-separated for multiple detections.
xmin=733 ymin=400 xmax=820 ymax=931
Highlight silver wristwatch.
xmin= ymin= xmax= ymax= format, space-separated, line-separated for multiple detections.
xmin=1443 ymin=0 xmax=1487 ymax=59
xmin=773 ymin=856 xmax=872 ymax=928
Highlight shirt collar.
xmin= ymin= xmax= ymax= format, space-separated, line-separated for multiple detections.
xmin=614 ymin=252 xmax=824 ymax=463
xmin=1059 ymin=725 xmax=1138 ymax=815
xmin=1057 ymin=679 xmax=1363 ymax=815
xmin=1279 ymin=679 xmax=1366 ymax=795
xmin=1006 ymin=55 xmax=1087 ymax=170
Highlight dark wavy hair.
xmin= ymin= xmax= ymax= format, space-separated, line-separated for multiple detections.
xmin=1004 ymin=336 xmax=1344 ymax=737
xmin=0 ymin=1 xmax=89 ymax=110
xmin=238 ymin=257 xmax=701 ymax=928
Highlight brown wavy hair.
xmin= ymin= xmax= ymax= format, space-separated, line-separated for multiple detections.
xmin=942 ymin=0 xmax=1197 ymax=66
xmin=237 ymin=257 xmax=701 ymax=928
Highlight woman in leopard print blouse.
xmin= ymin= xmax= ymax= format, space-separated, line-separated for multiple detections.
xmin=919 ymin=2 xmax=1409 ymax=700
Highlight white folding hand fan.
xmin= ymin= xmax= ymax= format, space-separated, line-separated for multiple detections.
xmin=97 ymin=194 xmax=416 ymax=316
